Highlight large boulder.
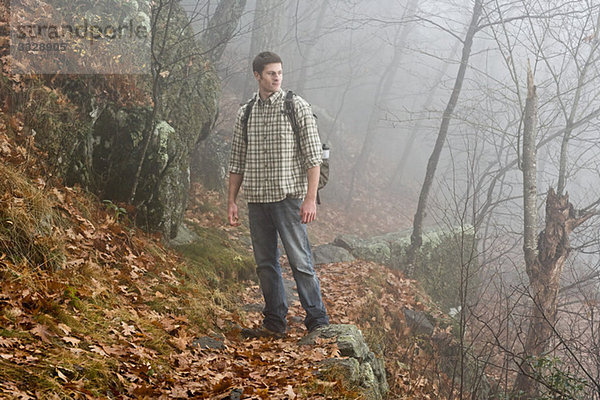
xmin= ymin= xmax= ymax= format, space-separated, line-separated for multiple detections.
xmin=22 ymin=0 xmax=219 ymax=239
xmin=73 ymin=101 xmax=206 ymax=238
xmin=403 ymin=307 xmax=435 ymax=337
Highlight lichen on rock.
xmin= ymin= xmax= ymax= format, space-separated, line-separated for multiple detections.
xmin=19 ymin=0 xmax=220 ymax=239
xmin=300 ymin=324 xmax=388 ymax=400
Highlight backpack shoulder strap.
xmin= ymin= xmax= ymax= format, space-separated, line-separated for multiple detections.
xmin=241 ymin=97 xmax=256 ymax=143
xmin=284 ymin=90 xmax=300 ymax=137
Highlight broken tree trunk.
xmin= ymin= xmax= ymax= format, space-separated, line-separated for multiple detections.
xmin=514 ymin=188 xmax=594 ymax=398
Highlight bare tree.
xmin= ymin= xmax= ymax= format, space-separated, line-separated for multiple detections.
xmin=242 ymin=0 xmax=287 ymax=99
xmin=513 ymin=64 xmax=540 ymax=397
xmin=293 ymin=0 xmax=330 ymax=94
xmin=405 ymin=0 xmax=483 ymax=271
xmin=345 ymin=0 xmax=418 ymax=206
xmin=202 ymin=0 xmax=248 ymax=63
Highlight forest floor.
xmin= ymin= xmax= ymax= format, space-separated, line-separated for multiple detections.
xmin=0 ymin=122 xmax=453 ymax=399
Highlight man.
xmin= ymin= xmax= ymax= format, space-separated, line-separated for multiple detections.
xmin=228 ymin=51 xmax=329 ymax=338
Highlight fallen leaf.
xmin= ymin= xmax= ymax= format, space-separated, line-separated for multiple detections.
xmin=62 ymin=337 xmax=81 ymax=346
xmin=31 ymin=324 xmax=54 ymax=344
xmin=55 ymin=368 xmax=68 ymax=382
xmin=168 ymin=335 xmax=188 ymax=351
xmin=89 ymin=345 xmax=108 ymax=357
xmin=57 ymin=323 xmax=71 ymax=335
xmin=284 ymin=385 xmax=296 ymax=399
xmin=121 ymin=322 xmax=136 ymax=336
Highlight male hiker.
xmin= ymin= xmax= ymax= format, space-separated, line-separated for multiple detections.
xmin=227 ymin=51 xmax=329 ymax=338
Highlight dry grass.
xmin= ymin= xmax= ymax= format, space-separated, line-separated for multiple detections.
xmin=0 ymin=163 xmax=66 ymax=272
xmin=0 ymin=154 xmax=254 ymax=397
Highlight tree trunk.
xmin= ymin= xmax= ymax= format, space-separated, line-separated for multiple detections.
xmin=514 ymin=64 xmax=540 ymax=397
xmin=514 ymin=188 xmax=593 ymax=398
xmin=242 ymin=0 xmax=285 ymax=100
xmin=405 ymin=0 xmax=483 ymax=272
xmin=202 ymin=0 xmax=248 ymax=63
xmin=389 ymin=41 xmax=461 ymax=187
xmin=346 ymin=0 xmax=418 ymax=207
xmin=522 ymin=64 xmax=538 ymax=279
xmin=295 ymin=0 xmax=329 ymax=94
xmin=514 ymin=12 xmax=600 ymax=396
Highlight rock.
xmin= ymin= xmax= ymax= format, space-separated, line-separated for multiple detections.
xmin=333 ymin=234 xmax=364 ymax=251
xmin=299 ymin=324 xmax=388 ymax=400
xmin=318 ymin=357 xmax=360 ymax=383
xmin=359 ymin=363 xmax=382 ymax=400
xmin=222 ymin=388 xmax=243 ymax=400
xmin=403 ymin=308 xmax=434 ymax=337
xmin=169 ymin=223 xmax=200 ymax=247
xmin=333 ymin=235 xmax=391 ymax=265
xmin=370 ymin=355 xmax=389 ymax=394
xmin=193 ymin=129 xmax=230 ymax=192
xmin=241 ymin=303 xmax=263 ymax=313
xmin=86 ymin=105 xmax=192 ymax=238
xmin=337 ymin=331 xmax=370 ymax=361
xmin=312 ymin=244 xmax=355 ymax=265
xmin=332 ymin=226 xmax=477 ymax=313
xmin=31 ymin=0 xmax=219 ymax=240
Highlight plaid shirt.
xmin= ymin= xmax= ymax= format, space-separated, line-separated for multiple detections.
xmin=229 ymin=89 xmax=322 ymax=203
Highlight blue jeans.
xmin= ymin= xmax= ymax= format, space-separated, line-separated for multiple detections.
xmin=248 ymin=198 xmax=329 ymax=333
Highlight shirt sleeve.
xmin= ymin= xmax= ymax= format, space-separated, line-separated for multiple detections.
xmin=294 ymin=96 xmax=322 ymax=169
xmin=228 ymin=105 xmax=248 ymax=175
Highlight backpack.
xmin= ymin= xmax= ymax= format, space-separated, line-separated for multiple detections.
xmin=241 ymin=90 xmax=329 ymax=203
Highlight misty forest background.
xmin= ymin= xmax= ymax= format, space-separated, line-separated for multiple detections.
xmin=2 ymin=0 xmax=600 ymax=399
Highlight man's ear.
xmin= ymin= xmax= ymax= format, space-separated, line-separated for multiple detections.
xmin=253 ymin=71 xmax=261 ymax=81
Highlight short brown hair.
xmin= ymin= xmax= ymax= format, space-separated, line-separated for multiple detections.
xmin=252 ymin=51 xmax=282 ymax=74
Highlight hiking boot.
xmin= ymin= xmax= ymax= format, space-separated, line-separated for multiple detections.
xmin=241 ymin=325 xmax=286 ymax=339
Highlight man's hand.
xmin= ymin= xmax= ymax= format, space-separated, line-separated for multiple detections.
xmin=301 ymin=165 xmax=320 ymax=224
xmin=300 ymin=198 xmax=317 ymax=224
xmin=228 ymin=173 xmax=243 ymax=227
xmin=228 ymin=202 xmax=240 ymax=226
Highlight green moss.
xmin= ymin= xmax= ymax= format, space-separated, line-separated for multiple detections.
xmin=391 ymin=225 xmax=478 ymax=312
xmin=175 ymin=225 xmax=255 ymax=284
xmin=0 ymin=328 xmax=28 ymax=339
xmin=63 ymin=286 xmax=85 ymax=311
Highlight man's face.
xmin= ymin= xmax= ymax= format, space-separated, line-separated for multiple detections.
xmin=255 ymin=62 xmax=282 ymax=96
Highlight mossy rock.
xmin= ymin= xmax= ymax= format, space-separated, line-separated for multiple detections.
xmin=334 ymin=226 xmax=478 ymax=312
xmin=12 ymin=0 xmax=220 ymax=239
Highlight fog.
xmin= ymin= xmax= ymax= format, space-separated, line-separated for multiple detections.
xmin=185 ymin=0 xmax=600 ymax=258
xmin=181 ymin=0 xmax=600 ymax=396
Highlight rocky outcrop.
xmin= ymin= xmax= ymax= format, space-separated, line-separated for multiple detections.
xmin=312 ymin=243 xmax=355 ymax=265
xmin=327 ymin=226 xmax=477 ymax=312
xmin=300 ymin=324 xmax=388 ymax=400
xmin=21 ymin=0 xmax=219 ymax=239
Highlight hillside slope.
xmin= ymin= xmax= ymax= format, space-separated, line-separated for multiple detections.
xmin=0 ymin=103 xmax=453 ymax=400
